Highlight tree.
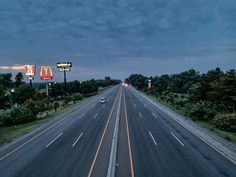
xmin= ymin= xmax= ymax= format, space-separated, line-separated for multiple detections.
xmin=49 ymin=83 xmax=64 ymax=99
xmin=0 ymin=73 xmax=12 ymax=88
xmin=12 ymin=85 xmax=36 ymax=105
xmin=217 ymin=69 xmax=236 ymax=112
xmin=15 ymin=72 xmax=24 ymax=87
xmin=68 ymin=80 xmax=81 ymax=94
xmin=126 ymin=74 xmax=148 ymax=90
xmin=0 ymin=85 xmax=10 ymax=110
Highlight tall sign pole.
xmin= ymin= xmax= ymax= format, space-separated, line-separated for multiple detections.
xmin=57 ymin=62 xmax=72 ymax=96
xmin=39 ymin=66 xmax=54 ymax=96
xmin=148 ymin=79 xmax=152 ymax=89
xmin=64 ymin=67 xmax=67 ymax=94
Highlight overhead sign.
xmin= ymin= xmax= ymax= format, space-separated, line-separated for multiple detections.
xmin=58 ymin=68 xmax=71 ymax=72
xmin=57 ymin=62 xmax=72 ymax=68
xmin=39 ymin=66 xmax=54 ymax=80
xmin=25 ymin=65 xmax=36 ymax=77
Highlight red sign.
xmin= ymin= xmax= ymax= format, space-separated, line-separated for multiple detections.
xmin=39 ymin=66 xmax=54 ymax=80
xmin=25 ymin=65 xmax=36 ymax=76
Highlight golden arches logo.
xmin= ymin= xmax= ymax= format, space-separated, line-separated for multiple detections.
xmin=39 ymin=66 xmax=54 ymax=80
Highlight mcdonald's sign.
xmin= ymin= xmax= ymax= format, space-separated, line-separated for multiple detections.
xmin=39 ymin=66 xmax=54 ymax=80
xmin=25 ymin=65 xmax=36 ymax=76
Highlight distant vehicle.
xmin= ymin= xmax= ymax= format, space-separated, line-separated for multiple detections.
xmin=99 ymin=97 xmax=105 ymax=103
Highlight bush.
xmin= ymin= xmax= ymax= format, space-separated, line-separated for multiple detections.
xmin=190 ymin=101 xmax=217 ymax=121
xmin=33 ymin=99 xmax=52 ymax=115
xmin=71 ymin=93 xmax=83 ymax=103
xmin=0 ymin=113 xmax=11 ymax=126
xmin=9 ymin=106 xmax=36 ymax=125
xmin=54 ymin=102 xmax=60 ymax=112
xmin=214 ymin=114 xmax=236 ymax=132
xmin=0 ymin=106 xmax=37 ymax=126
xmin=176 ymin=100 xmax=186 ymax=107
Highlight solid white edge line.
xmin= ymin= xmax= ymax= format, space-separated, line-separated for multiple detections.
xmin=149 ymin=131 xmax=157 ymax=146
xmin=72 ymin=132 xmax=84 ymax=147
xmin=45 ymin=132 xmax=63 ymax=148
xmin=152 ymin=113 xmax=158 ymax=119
xmin=139 ymin=112 xmax=142 ymax=118
xmin=170 ymin=131 xmax=184 ymax=147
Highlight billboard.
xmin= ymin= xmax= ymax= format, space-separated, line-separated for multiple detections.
xmin=57 ymin=62 xmax=72 ymax=68
xmin=39 ymin=66 xmax=54 ymax=80
xmin=25 ymin=65 xmax=36 ymax=76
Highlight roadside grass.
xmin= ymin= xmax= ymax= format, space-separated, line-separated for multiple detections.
xmin=146 ymin=93 xmax=236 ymax=145
xmin=0 ymin=87 xmax=109 ymax=146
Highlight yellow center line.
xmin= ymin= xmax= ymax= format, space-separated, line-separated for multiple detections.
xmin=87 ymin=87 xmax=121 ymax=177
xmin=123 ymin=88 xmax=135 ymax=177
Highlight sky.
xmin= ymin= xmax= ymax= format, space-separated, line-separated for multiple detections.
xmin=0 ymin=0 xmax=236 ymax=82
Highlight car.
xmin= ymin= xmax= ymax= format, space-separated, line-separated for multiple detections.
xmin=99 ymin=97 xmax=105 ymax=103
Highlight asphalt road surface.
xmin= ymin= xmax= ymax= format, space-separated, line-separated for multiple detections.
xmin=0 ymin=85 xmax=235 ymax=177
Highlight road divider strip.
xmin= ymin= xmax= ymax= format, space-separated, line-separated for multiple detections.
xmin=79 ymin=114 xmax=86 ymax=119
xmin=170 ymin=132 xmax=184 ymax=147
xmin=139 ymin=112 xmax=143 ymax=118
xmin=149 ymin=131 xmax=157 ymax=146
xmin=72 ymin=132 xmax=84 ymax=147
xmin=94 ymin=113 xmax=99 ymax=119
xmin=152 ymin=113 xmax=158 ymax=119
xmin=45 ymin=132 xmax=63 ymax=148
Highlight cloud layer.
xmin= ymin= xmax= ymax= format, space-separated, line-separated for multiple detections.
xmin=0 ymin=0 xmax=235 ymax=81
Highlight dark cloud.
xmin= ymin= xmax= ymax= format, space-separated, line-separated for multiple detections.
xmin=0 ymin=0 xmax=235 ymax=81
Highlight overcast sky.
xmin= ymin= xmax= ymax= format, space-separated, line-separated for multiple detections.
xmin=0 ymin=0 xmax=235 ymax=82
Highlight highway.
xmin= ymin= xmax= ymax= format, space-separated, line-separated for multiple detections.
xmin=0 ymin=85 xmax=235 ymax=177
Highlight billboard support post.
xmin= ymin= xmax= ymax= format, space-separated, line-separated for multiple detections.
xmin=57 ymin=62 xmax=72 ymax=97
xmin=39 ymin=66 xmax=54 ymax=96
xmin=46 ymin=80 xmax=49 ymax=96
xmin=64 ymin=67 xmax=67 ymax=96
xmin=30 ymin=79 xmax=32 ymax=88
xmin=25 ymin=65 xmax=36 ymax=88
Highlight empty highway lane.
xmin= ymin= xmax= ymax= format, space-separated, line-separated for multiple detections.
xmin=0 ymin=85 xmax=235 ymax=177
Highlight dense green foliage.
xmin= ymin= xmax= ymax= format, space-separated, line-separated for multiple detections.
xmin=0 ymin=73 xmax=120 ymax=126
xmin=125 ymin=68 xmax=236 ymax=132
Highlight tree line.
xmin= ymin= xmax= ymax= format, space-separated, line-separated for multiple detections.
xmin=0 ymin=73 xmax=120 ymax=126
xmin=125 ymin=68 xmax=236 ymax=132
